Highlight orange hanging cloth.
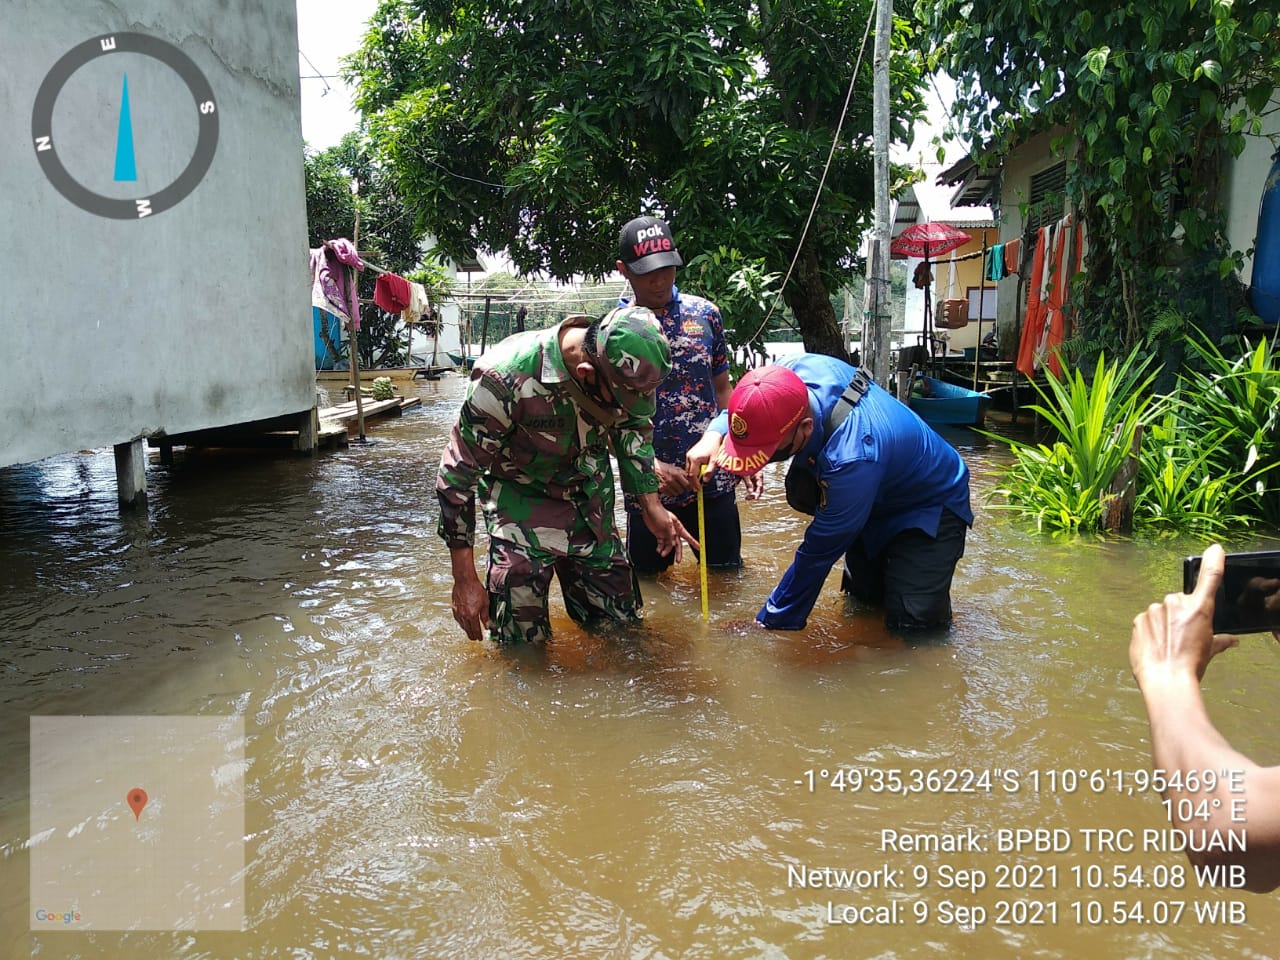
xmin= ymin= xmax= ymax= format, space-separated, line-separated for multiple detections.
xmin=1038 ymin=216 xmax=1082 ymax=378
xmin=1016 ymin=227 xmax=1050 ymax=376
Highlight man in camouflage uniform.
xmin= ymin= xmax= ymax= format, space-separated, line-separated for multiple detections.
xmin=437 ymin=306 xmax=697 ymax=644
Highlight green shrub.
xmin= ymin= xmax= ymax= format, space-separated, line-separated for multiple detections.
xmin=987 ymin=351 xmax=1156 ymax=533
xmin=989 ymin=335 xmax=1280 ymax=537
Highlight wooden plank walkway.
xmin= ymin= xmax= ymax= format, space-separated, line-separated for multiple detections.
xmin=316 ymin=366 xmax=452 ymax=382
xmin=317 ymin=396 xmax=422 ymax=447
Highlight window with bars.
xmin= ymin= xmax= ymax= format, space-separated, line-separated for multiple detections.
xmin=1026 ymin=161 xmax=1067 ymax=233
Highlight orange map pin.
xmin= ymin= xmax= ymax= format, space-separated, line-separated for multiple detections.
xmin=126 ymin=787 xmax=148 ymax=821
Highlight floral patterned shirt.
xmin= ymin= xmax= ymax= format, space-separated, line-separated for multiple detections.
xmin=622 ymin=287 xmax=736 ymax=509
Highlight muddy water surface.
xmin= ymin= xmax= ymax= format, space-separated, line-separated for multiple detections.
xmin=2 ymin=375 xmax=1279 ymax=958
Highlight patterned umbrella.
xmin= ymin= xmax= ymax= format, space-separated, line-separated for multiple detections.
xmin=890 ymin=222 xmax=971 ymax=260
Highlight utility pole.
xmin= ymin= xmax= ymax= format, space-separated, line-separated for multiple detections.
xmin=863 ymin=0 xmax=893 ymax=384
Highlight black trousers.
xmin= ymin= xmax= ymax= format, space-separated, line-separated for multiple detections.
xmin=627 ymin=493 xmax=742 ymax=575
xmin=840 ymin=508 xmax=968 ymax=630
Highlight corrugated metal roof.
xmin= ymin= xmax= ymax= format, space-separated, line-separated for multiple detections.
xmin=895 ymin=179 xmax=994 ymax=232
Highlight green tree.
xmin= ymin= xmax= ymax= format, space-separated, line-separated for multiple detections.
xmin=922 ymin=2 xmax=1280 ymax=358
xmin=345 ymin=0 xmax=928 ymax=360
xmin=305 ymin=132 xmax=453 ymax=366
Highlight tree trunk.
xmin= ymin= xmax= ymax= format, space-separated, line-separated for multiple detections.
xmin=1102 ymin=422 xmax=1143 ymax=534
xmin=785 ymin=240 xmax=849 ymax=361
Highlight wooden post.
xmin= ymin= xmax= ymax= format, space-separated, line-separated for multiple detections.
xmin=113 ymin=438 xmax=147 ymax=508
xmin=429 ymin=305 xmax=439 ymax=369
xmin=974 ymin=236 xmax=988 ymax=392
xmin=346 ymin=284 xmax=367 ymax=442
xmin=350 ymin=191 xmax=367 ymax=441
xmin=480 ymin=296 xmax=492 ymax=352
xmin=293 ymin=406 xmax=318 ymax=453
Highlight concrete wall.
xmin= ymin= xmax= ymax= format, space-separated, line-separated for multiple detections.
xmin=1224 ymin=94 xmax=1280 ymax=278
xmin=1 ymin=0 xmax=312 ymax=469
xmin=927 ymin=228 xmax=998 ymax=354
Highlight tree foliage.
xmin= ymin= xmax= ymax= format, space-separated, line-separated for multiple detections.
xmin=345 ymin=0 xmax=928 ymax=359
xmin=923 ymin=1 xmax=1280 ymax=356
xmin=304 ymin=133 xmax=453 ymax=367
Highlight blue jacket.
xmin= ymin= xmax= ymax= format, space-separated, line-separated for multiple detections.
xmin=710 ymin=353 xmax=972 ymax=629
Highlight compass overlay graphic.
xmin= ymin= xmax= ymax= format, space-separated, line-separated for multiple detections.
xmin=30 ymin=32 xmax=219 ymax=220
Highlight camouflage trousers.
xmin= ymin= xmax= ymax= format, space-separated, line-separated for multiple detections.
xmin=485 ymin=535 xmax=642 ymax=645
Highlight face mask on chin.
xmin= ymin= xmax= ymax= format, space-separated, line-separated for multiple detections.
xmin=583 ymin=371 xmax=613 ymax=408
xmin=769 ymin=441 xmax=796 ymax=463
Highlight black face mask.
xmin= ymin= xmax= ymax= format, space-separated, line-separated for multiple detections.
xmin=581 ymin=368 xmax=615 ymax=409
xmin=769 ymin=441 xmax=797 ymax=463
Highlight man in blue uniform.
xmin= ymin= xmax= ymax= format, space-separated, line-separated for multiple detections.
xmin=686 ymin=354 xmax=972 ymax=631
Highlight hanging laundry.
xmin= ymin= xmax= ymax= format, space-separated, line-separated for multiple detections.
xmin=986 ymin=243 xmax=1006 ymax=282
xmin=309 ymin=239 xmax=364 ymax=331
xmin=1003 ymin=237 xmax=1022 ymax=276
xmin=409 ymin=280 xmax=430 ymax=321
xmin=1017 ymin=217 xmax=1082 ymax=378
xmin=1038 ymin=216 xmax=1083 ymax=378
xmin=374 ymin=272 xmax=411 ymax=314
xmin=1016 ymin=226 xmax=1050 ymax=377
xmin=326 ymin=237 xmax=363 ymax=269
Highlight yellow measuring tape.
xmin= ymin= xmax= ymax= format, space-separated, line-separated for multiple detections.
xmin=697 ymin=465 xmax=709 ymax=621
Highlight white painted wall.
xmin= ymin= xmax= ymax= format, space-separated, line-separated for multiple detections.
xmin=1224 ymin=94 xmax=1280 ymax=277
xmin=1 ymin=0 xmax=313 ymax=468
xmin=997 ymin=114 xmax=1280 ymax=331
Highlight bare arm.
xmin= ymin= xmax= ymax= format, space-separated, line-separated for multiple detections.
xmin=712 ymin=369 xmax=733 ymax=411
xmin=1131 ymin=544 xmax=1280 ymax=892
xmin=636 ymin=492 xmax=699 ymax=563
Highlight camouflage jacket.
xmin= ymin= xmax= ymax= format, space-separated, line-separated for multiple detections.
xmin=436 ymin=317 xmax=661 ymax=552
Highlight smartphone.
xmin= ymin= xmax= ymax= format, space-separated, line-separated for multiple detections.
xmin=1183 ymin=550 xmax=1280 ymax=634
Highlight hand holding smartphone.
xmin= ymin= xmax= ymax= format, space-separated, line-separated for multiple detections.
xmin=1183 ymin=549 xmax=1280 ymax=634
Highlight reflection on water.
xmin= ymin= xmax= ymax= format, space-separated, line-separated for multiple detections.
xmin=3 ymin=375 xmax=1280 ymax=957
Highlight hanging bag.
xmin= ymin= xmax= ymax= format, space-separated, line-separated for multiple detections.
xmin=934 ymin=254 xmax=969 ymax=329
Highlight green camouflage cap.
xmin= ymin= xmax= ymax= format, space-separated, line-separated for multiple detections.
xmin=591 ymin=305 xmax=671 ymax=418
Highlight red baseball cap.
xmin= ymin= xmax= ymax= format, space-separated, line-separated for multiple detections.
xmin=717 ymin=366 xmax=810 ymax=475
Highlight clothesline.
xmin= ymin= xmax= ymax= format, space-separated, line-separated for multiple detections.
xmin=914 ymin=247 xmax=985 ymax=264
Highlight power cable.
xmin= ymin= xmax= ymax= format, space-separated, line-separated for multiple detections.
xmin=298 ymin=49 xmax=332 ymax=96
xmin=743 ymin=4 xmax=876 ymax=348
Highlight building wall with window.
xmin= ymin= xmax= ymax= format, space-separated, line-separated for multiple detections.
xmin=987 ymin=128 xmax=1078 ymax=341
xmin=991 ymin=113 xmax=1280 ymax=340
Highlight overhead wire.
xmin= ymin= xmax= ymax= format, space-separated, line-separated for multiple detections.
xmin=297 ymin=49 xmax=333 ymax=96
xmin=743 ymin=3 xmax=876 ymax=349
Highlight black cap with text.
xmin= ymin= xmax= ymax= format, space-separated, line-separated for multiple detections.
xmin=618 ymin=216 xmax=683 ymax=275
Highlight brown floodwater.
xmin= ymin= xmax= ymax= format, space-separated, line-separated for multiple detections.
xmin=2 ymin=374 xmax=1280 ymax=958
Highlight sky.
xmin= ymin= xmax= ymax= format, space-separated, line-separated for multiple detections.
xmin=296 ymin=0 xmax=379 ymax=150
xmin=296 ymin=2 xmax=967 ymax=159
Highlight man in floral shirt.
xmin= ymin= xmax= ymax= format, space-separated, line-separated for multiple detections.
xmin=616 ymin=216 xmax=759 ymax=575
